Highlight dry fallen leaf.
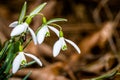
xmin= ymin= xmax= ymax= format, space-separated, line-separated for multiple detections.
xmin=79 ymin=22 xmax=114 ymax=53
xmin=13 ymin=62 xmax=69 ymax=80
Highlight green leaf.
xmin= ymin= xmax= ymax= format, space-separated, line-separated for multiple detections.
xmin=4 ymin=41 xmax=20 ymax=74
xmin=18 ymin=2 xmax=27 ymax=24
xmin=22 ymin=71 xmax=32 ymax=80
xmin=14 ymin=41 xmax=21 ymax=53
xmin=46 ymin=18 xmax=67 ymax=24
xmin=29 ymin=2 xmax=47 ymax=17
xmin=4 ymin=43 xmax=15 ymax=74
xmin=0 ymin=41 xmax=10 ymax=62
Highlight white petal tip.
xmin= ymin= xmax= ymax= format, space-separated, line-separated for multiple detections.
xmin=9 ymin=21 xmax=18 ymax=27
xmin=38 ymin=62 xmax=42 ymax=66
xmin=34 ymin=43 xmax=37 ymax=45
xmin=12 ymin=70 xmax=18 ymax=74
xmin=77 ymin=48 xmax=81 ymax=54
xmin=78 ymin=50 xmax=81 ymax=54
xmin=38 ymin=41 xmax=42 ymax=45
xmin=53 ymin=54 xmax=58 ymax=57
xmin=10 ymin=33 xmax=15 ymax=37
xmin=28 ymin=27 xmax=38 ymax=45
xmin=53 ymin=51 xmax=60 ymax=57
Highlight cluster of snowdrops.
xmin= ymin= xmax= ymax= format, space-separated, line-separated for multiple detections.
xmin=0 ymin=2 xmax=80 ymax=79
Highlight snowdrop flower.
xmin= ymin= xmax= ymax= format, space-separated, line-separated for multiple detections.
xmin=53 ymin=31 xmax=81 ymax=57
xmin=12 ymin=52 xmax=42 ymax=74
xmin=9 ymin=21 xmax=37 ymax=45
xmin=37 ymin=25 xmax=59 ymax=44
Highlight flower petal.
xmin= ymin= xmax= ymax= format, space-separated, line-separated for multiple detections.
xmin=10 ymin=23 xmax=28 ymax=36
xmin=9 ymin=21 xmax=18 ymax=27
xmin=60 ymin=37 xmax=67 ymax=50
xmin=48 ymin=26 xmax=59 ymax=37
xmin=53 ymin=39 xmax=62 ymax=57
xmin=65 ymin=39 xmax=81 ymax=54
xmin=24 ymin=53 xmax=42 ymax=66
xmin=37 ymin=26 xmax=48 ymax=44
xmin=12 ymin=53 xmax=22 ymax=74
xmin=28 ymin=27 xmax=37 ymax=45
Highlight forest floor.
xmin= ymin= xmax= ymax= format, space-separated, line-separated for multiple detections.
xmin=0 ymin=0 xmax=120 ymax=80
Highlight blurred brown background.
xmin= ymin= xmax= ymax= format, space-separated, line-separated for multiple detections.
xmin=0 ymin=0 xmax=120 ymax=80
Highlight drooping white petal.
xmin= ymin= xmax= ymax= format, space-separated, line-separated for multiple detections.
xmin=37 ymin=26 xmax=48 ymax=44
xmin=9 ymin=21 xmax=18 ymax=27
xmin=28 ymin=27 xmax=37 ymax=45
xmin=53 ymin=39 xmax=62 ymax=57
xmin=12 ymin=53 xmax=22 ymax=74
xmin=10 ymin=23 xmax=28 ymax=36
xmin=48 ymin=26 xmax=59 ymax=37
xmin=65 ymin=39 xmax=81 ymax=54
xmin=24 ymin=53 xmax=42 ymax=66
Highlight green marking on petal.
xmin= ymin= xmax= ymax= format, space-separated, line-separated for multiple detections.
xmin=62 ymin=45 xmax=67 ymax=51
xmin=21 ymin=60 xmax=27 ymax=65
xmin=45 ymin=32 xmax=50 ymax=37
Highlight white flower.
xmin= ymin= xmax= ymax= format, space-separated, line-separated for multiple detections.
xmin=12 ymin=52 xmax=42 ymax=74
xmin=45 ymin=27 xmax=81 ymax=57
xmin=37 ymin=25 xmax=59 ymax=44
xmin=53 ymin=37 xmax=81 ymax=57
xmin=9 ymin=21 xmax=37 ymax=45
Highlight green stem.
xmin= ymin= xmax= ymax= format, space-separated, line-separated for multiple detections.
xmin=23 ymin=38 xmax=32 ymax=49
xmin=49 ymin=23 xmax=62 ymax=31
xmin=91 ymin=70 xmax=118 ymax=80
xmin=22 ymin=71 xmax=32 ymax=80
xmin=20 ymin=61 xmax=36 ymax=69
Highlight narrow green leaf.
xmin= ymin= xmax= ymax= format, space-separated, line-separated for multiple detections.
xmin=46 ymin=18 xmax=67 ymax=24
xmin=30 ymin=2 xmax=47 ymax=16
xmin=22 ymin=71 xmax=32 ymax=80
xmin=4 ymin=41 xmax=20 ymax=74
xmin=18 ymin=2 xmax=27 ymax=24
xmin=0 ymin=41 xmax=10 ymax=62
xmin=4 ymin=43 xmax=15 ymax=74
